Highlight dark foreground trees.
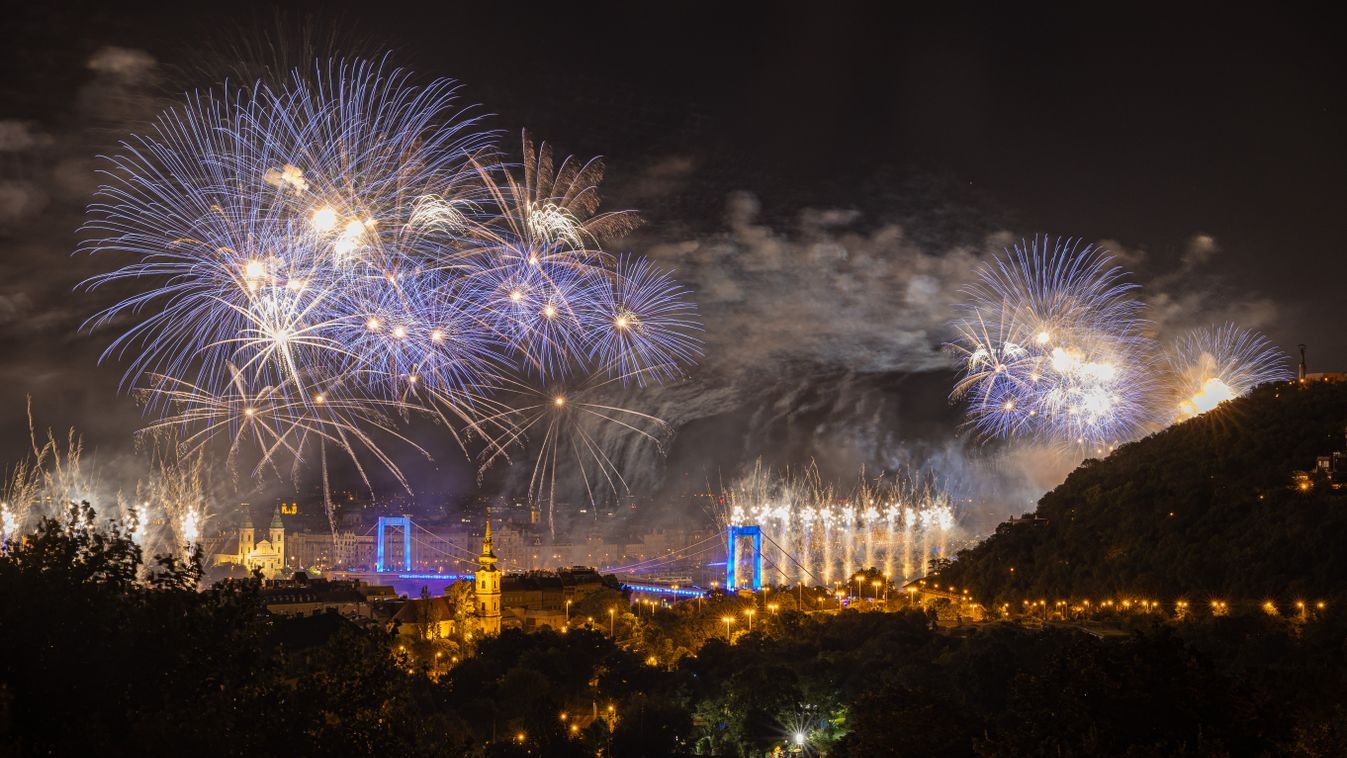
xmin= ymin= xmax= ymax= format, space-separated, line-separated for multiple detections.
xmin=0 ymin=506 xmax=674 ymax=755
xmin=0 ymin=505 xmax=469 ymax=753
xmin=4 ymin=506 xmax=1345 ymax=755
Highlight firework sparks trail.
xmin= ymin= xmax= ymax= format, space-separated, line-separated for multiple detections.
xmin=77 ymin=57 xmax=702 ymax=530
xmin=475 ymin=365 xmax=672 ymax=537
xmin=720 ymin=463 xmax=962 ymax=587
xmin=949 ymin=236 xmax=1153 ymax=450
xmin=950 ymin=238 xmax=1291 ymax=454
xmin=1164 ymin=323 xmax=1294 ymax=420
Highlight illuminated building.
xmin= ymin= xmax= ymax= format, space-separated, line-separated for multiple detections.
xmin=212 ymin=505 xmax=286 ymax=579
xmin=475 ymin=512 xmax=502 ymax=636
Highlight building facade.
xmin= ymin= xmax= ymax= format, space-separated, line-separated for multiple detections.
xmin=213 ymin=506 xmax=287 ymax=579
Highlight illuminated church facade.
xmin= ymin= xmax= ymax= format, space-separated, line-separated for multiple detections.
xmin=213 ymin=506 xmax=286 ymax=579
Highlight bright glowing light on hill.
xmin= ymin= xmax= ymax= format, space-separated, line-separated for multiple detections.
xmin=1178 ymin=377 xmax=1236 ymax=418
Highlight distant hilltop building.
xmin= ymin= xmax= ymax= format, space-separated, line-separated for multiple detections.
xmin=213 ymin=505 xmax=286 ymax=579
xmin=1306 ymin=425 xmax=1347 ymax=491
xmin=1297 ymin=344 xmax=1346 ymax=383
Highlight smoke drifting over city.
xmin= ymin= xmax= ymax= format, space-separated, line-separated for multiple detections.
xmin=595 ymin=178 xmax=1289 ymax=530
xmin=0 ymin=10 xmax=1337 ymax=546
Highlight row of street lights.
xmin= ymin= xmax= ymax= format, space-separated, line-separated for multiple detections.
xmin=719 ymin=601 xmax=787 ymax=641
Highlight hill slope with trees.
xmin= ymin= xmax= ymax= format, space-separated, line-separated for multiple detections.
xmin=941 ymin=380 xmax=1347 ymax=604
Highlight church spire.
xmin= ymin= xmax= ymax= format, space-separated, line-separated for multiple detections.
xmin=479 ymin=507 xmax=497 ymax=568
xmin=474 ymin=506 xmax=502 ymax=636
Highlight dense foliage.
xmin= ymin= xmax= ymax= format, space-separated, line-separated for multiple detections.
xmin=941 ymin=380 xmax=1347 ymax=604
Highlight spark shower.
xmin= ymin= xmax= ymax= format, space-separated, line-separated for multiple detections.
xmin=78 ymin=57 xmax=702 ymax=535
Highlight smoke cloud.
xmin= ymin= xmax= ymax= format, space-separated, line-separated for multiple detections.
xmin=576 ymin=172 xmax=1286 ymax=535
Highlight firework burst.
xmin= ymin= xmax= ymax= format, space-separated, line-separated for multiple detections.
xmin=80 ymin=57 xmax=701 ymax=511
xmin=949 ymin=236 xmax=1153 ymax=449
xmin=1165 ymin=323 xmax=1292 ymax=420
xmin=475 ymin=367 xmax=671 ymax=536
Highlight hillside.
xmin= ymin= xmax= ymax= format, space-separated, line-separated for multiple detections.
xmin=941 ymin=380 xmax=1347 ymax=604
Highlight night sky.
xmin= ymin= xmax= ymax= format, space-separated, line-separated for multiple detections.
xmin=2 ymin=2 xmax=1343 ymax=513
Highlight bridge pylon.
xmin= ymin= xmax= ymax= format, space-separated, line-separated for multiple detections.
xmin=726 ymin=524 xmax=763 ymax=591
xmin=375 ymin=516 xmax=412 ymax=572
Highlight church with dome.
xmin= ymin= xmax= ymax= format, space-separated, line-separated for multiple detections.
xmin=213 ymin=506 xmax=287 ymax=579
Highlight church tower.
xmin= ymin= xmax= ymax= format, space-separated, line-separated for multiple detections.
xmin=238 ymin=507 xmax=254 ymax=559
xmin=269 ymin=506 xmax=285 ymax=572
xmin=475 ymin=510 xmax=502 ymax=636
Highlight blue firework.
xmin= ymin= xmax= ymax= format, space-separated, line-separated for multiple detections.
xmin=949 ymin=236 xmax=1154 ymax=448
xmin=584 ymin=256 xmax=703 ymax=384
xmin=80 ymin=57 xmax=701 ymax=496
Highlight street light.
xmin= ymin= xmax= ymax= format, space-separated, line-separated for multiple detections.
xmin=745 ymin=607 xmax=755 ymax=632
xmin=609 ymin=607 xmax=616 ymax=636
xmin=565 ymin=599 xmax=572 ymax=624
xmin=721 ymin=615 xmax=735 ymax=641
xmin=871 ymin=580 xmax=882 ymax=603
